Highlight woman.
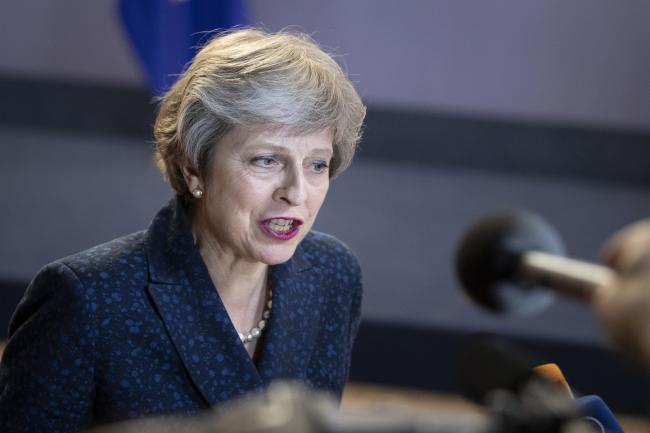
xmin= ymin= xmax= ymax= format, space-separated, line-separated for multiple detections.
xmin=0 ymin=28 xmax=366 ymax=432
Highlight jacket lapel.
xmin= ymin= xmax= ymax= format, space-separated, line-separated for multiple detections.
xmin=257 ymin=247 xmax=323 ymax=384
xmin=144 ymin=197 xmax=264 ymax=407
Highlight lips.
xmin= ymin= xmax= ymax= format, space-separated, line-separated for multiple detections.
xmin=260 ymin=217 xmax=304 ymax=240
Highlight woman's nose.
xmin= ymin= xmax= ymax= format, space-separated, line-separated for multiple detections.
xmin=274 ymin=165 xmax=306 ymax=206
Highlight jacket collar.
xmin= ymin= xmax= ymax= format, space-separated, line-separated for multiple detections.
xmin=143 ymin=197 xmax=319 ymax=406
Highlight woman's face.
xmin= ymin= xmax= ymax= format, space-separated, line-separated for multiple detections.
xmin=192 ymin=127 xmax=333 ymax=265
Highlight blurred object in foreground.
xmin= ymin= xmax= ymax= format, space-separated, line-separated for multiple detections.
xmin=533 ymin=364 xmax=574 ymax=399
xmin=119 ymin=0 xmax=248 ymax=94
xmin=342 ymin=382 xmax=482 ymax=415
xmin=86 ymin=380 xmax=601 ymax=433
xmin=597 ymin=219 xmax=650 ymax=370
xmin=88 ymin=381 xmax=491 ymax=433
xmin=343 ymin=383 xmax=649 ymax=433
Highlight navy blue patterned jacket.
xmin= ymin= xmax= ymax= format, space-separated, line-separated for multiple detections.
xmin=0 ymin=197 xmax=362 ymax=432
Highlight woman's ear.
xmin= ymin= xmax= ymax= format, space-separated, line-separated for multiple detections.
xmin=180 ymin=160 xmax=202 ymax=194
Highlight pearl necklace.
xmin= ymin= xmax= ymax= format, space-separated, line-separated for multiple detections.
xmin=238 ymin=289 xmax=272 ymax=344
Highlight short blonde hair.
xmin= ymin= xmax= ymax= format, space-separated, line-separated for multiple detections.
xmin=153 ymin=28 xmax=366 ymax=198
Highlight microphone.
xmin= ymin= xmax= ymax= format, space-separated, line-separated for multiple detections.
xmin=455 ymin=210 xmax=618 ymax=315
xmin=534 ymin=363 xmax=625 ymax=433
xmin=576 ymin=395 xmax=626 ymax=433
xmin=459 ymin=336 xmax=586 ymax=433
xmin=460 ymin=336 xmax=540 ymax=403
xmin=534 ymin=363 xmax=574 ymax=399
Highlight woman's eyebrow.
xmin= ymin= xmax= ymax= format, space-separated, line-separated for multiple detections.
xmin=245 ymin=143 xmax=333 ymax=157
xmin=244 ymin=143 xmax=287 ymax=152
xmin=311 ymin=148 xmax=334 ymax=158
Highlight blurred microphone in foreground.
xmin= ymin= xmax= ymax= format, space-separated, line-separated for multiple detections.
xmin=534 ymin=364 xmax=573 ymax=399
xmin=455 ymin=211 xmax=650 ymax=368
xmin=462 ymin=337 xmax=626 ymax=433
xmin=460 ymin=337 xmax=609 ymax=433
xmin=535 ymin=363 xmax=625 ymax=433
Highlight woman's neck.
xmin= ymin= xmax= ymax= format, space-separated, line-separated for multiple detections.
xmin=189 ymin=204 xmax=268 ymax=305
xmin=197 ymin=232 xmax=268 ymax=307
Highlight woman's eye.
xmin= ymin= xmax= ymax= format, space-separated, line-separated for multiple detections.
xmin=252 ymin=156 xmax=278 ymax=168
xmin=311 ymin=160 xmax=330 ymax=174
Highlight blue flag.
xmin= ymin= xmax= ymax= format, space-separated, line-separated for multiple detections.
xmin=119 ymin=0 xmax=248 ymax=94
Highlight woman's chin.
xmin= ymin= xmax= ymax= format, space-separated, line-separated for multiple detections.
xmin=256 ymin=245 xmax=299 ymax=266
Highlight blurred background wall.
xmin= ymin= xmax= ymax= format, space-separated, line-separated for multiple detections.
xmin=1 ymin=0 xmax=649 ymax=412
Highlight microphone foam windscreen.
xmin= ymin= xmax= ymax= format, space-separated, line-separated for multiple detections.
xmin=455 ymin=210 xmax=565 ymax=315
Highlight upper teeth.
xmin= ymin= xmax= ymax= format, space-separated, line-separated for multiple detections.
xmin=269 ymin=219 xmax=294 ymax=232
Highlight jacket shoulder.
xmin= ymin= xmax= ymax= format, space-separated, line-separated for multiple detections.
xmin=10 ymin=232 xmax=148 ymax=331
xmin=56 ymin=231 xmax=147 ymax=284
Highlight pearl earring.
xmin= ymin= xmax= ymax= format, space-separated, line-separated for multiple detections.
xmin=191 ymin=188 xmax=203 ymax=199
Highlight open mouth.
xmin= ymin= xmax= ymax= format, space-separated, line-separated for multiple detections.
xmin=261 ymin=217 xmax=303 ymax=240
xmin=268 ymin=218 xmax=296 ymax=233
